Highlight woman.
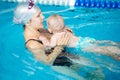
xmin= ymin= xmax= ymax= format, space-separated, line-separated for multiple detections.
xmin=13 ymin=2 xmax=70 ymax=65
xmin=13 ymin=2 xmax=105 ymax=80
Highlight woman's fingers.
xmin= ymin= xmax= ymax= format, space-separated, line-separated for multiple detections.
xmin=64 ymin=33 xmax=70 ymax=44
xmin=57 ymin=32 xmax=70 ymax=46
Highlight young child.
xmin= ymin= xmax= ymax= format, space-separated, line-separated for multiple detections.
xmin=39 ymin=14 xmax=120 ymax=61
xmin=39 ymin=14 xmax=80 ymax=48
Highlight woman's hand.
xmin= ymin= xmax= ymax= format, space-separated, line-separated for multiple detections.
xmin=57 ymin=32 xmax=70 ymax=46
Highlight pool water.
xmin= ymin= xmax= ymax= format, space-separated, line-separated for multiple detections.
xmin=0 ymin=1 xmax=120 ymax=80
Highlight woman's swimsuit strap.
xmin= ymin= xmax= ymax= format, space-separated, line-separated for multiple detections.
xmin=25 ymin=39 xmax=43 ymax=45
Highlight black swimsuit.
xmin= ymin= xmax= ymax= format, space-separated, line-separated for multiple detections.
xmin=25 ymin=39 xmax=72 ymax=67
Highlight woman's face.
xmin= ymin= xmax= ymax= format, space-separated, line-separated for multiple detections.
xmin=30 ymin=9 xmax=44 ymax=28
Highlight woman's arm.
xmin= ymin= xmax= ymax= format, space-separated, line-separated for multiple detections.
xmin=26 ymin=40 xmax=64 ymax=65
xmin=26 ymin=33 xmax=70 ymax=65
xmin=48 ymin=33 xmax=71 ymax=64
xmin=57 ymin=32 xmax=70 ymax=46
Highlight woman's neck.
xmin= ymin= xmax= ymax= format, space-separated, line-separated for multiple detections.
xmin=25 ymin=26 xmax=38 ymax=32
xmin=24 ymin=25 xmax=41 ymax=39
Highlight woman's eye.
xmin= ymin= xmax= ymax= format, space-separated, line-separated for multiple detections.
xmin=37 ymin=14 xmax=40 ymax=17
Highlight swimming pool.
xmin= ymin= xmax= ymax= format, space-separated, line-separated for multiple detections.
xmin=0 ymin=1 xmax=120 ymax=80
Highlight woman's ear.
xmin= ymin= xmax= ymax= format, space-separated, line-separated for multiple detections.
xmin=26 ymin=20 xmax=31 ymax=26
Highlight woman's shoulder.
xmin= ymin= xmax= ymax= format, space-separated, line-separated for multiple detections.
xmin=26 ymin=39 xmax=44 ymax=49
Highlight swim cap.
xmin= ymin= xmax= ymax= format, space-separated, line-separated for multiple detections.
xmin=13 ymin=2 xmax=39 ymax=25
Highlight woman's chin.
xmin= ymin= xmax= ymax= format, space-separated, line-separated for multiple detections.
xmin=40 ymin=23 xmax=43 ymax=27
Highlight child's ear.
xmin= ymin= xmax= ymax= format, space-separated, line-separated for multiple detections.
xmin=48 ymin=28 xmax=53 ymax=33
xmin=65 ymin=27 xmax=73 ymax=33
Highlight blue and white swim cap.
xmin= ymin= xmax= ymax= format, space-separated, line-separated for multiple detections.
xmin=13 ymin=2 xmax=39 ymax=25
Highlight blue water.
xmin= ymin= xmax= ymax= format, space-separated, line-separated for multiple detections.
xmin=0 ymin=1 xmax=120 ymax=80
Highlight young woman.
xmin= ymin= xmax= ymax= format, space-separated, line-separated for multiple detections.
xmin=13 ymin=2 xmax=105 ymax=80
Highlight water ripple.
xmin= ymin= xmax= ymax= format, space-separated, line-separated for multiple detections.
xmin=0 ymin=8 xmax=14 ymax=15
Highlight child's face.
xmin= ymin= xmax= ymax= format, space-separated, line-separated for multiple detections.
xmin=47 ymin=17 xmax=65 ymax=33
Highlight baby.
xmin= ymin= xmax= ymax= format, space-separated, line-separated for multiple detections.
xmin=39 ymin=14 xmax=80 ymax=48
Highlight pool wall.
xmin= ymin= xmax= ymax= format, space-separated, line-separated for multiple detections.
xmin=1 ymin=0 xmax=120 ymax=9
